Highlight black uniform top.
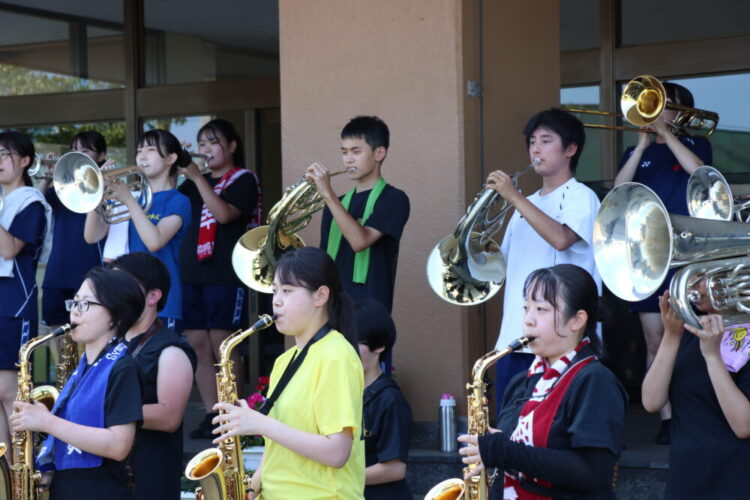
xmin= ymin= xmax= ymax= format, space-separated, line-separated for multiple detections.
xmin=49 ymin=355 xmax=143 ymax=500
xmin=363 ymin=373 xmax=413 ymax=500
xmin=667 ymin=333 xmax=750 ymax=499
xmin=480 ymin=349 xmax=627 ymax=499
xmin=178 ymin=172 xmax=259 ymax=286
xmin=320 ymin=184 xmax=410 ymax=312
xmin=127 ymin=326 xmax=197 ymax=500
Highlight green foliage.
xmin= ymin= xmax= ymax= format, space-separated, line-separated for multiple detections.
xmin=0 ymin=63 xmax=120 ymax=97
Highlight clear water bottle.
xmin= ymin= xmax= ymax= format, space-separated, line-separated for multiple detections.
xmin=439 ymin=393 xmax=457 ymax=452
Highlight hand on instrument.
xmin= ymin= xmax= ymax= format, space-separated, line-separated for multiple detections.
xmin=101 ymin=158 xmax=116 ymax=170
xmin=178 ymin=161 xmax=203 ymax=181
xmin=212 ymin=399 xmax=269 ymax=443
xmin=107 ymin=179 xmax=136 ymax=206
xmin=685 ymin=313 xmax=724 ymax=360
xmin=10 ymin=401 xmax=52 ymax=433
xmin=635 ymin=129 xmax=651 ymax=151
xmin=457 ymin=434 xmax=485 ymax=479
xmin=486 ymin=170 xmax=520 ymax=202
xmin=652 ymin=119 xmax=672 ymax=138
xmin=659 ymin=292 xmax=685 ymax=340
xmin=305 ymin=162 xmax=335 ymax=200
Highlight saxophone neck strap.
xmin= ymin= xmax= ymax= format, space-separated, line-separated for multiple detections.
xmin=259 ymin=324 xmax=331 ymax=416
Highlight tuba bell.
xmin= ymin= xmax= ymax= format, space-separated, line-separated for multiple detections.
xmin=687 ymin=165 xmax=750 ymax=222
xmin=425 ymin=160 xmax=538 ymax=305
xmin=232 ymin=168 xmax=352 ymax=293
xmin=593 ymin=182 xmax=750 ymax=302
xmin=52 ymin=151 xmax=152 ymax=224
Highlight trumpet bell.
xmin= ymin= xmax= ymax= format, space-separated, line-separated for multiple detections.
xmin=232 ymin=225 xmax=304 ymax=294
xmin=52 ymin=152 xmax=105 ymax=213
xmin=424 ymin=478 xmax=464 ymax=500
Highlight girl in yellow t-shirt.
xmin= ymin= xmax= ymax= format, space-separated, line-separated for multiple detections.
xmin=213 ymin=247 xmax=365 ymax=500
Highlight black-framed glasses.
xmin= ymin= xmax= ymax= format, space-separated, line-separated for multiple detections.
xmin=64 ymin=299 xmax=104 ymax=313
xmin=0 ymin=150 xmax=18 ymax=161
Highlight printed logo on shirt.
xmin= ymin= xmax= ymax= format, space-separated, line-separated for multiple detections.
xmin=147 ymin=213 xmax=161 ymax=222
xmin=66 ymin=444 xmax=82 ymax=455
xmin=640 ymin=160 xmax=652 ymax=168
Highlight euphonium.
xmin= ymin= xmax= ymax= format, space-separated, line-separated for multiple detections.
xmin=12 ymin=324 xmax=72 ymax=500
xmin=687 ymin=165 xmax=750 ymax=222
xmin=425 ymin=337 xmax=531 ymax=500
xmin=184 ymin=315 xmax=274 ymax=500
xmin=232 ymin=168 xmax=353 ymax=293
xmin=426 ymin=160 xmax=539 ymax=305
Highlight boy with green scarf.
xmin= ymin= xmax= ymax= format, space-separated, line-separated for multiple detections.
xmin=306 ymin=116 xmax=410 ymax=316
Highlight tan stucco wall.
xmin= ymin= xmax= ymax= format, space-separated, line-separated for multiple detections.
xmin=279 ymin=0 xmax=559 ymax=421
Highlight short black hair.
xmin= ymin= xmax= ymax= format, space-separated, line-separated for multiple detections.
xmin=662 ymin=82 xmax=694 ymax=108
xmin=354 ymin=300 xmax=396 ymax=363
xmin=84 ymin=267 xmax=145 ymax=338
xmin=108 ymin=252 xmax=171 ymax=312
xmin=523 ymin=108 xmax=586 ymax=172
xmin=341 ymin=116 xmax=390 ymax=152
xmin=71 ymin=130 xmax=107 ymax=156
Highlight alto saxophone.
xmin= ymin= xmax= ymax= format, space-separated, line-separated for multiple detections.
xmin=12 ymin=324 xmax=72 ymax=500
xmin=184 ymin=315 xmax=274 ymax=500
xmin=425 ymin=337 xmax=530 ymax=500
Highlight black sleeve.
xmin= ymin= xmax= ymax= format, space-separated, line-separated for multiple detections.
xmin=222 ymin=173 xmax=258 ymax=217
xmin=104 ymin=356 xmax=143 ymax=427
xmin=319 ymin=207 xmax=333 ymax=249
xmin=363 ymin=187 xmax=410 ymax=240
xmin=478 ymin=434 xmax=616 ymax=492
xmin=372 ymin=393 xmax=412 ymax=463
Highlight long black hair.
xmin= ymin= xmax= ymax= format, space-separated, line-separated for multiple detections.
xmin=138 ymin=129 xmax=191 ymax=176
xmin=274 ymin=247 xmax=356 ymax=348
xmin=198 ymin=119 xmax=245 ymax=168
xmin=84 ymin=267 xmax=145 ymax=338
xmin=523 ymin=263 xmax=602 ymax=355
xmin=0 ymin=130 xmax=34 ymax=187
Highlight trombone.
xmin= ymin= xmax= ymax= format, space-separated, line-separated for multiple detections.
xmin=566 ymin=74 xmax=719 ymax=137
xmin=52 ymin=151 xmax=152 ymax=224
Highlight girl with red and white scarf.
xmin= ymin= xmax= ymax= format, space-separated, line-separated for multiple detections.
xmin=459 ymin=264 xmax=627 ymax=500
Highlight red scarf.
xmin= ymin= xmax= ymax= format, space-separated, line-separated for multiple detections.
xmin=503 ymin=338 xmax=594 ymax=500
xmin=197 ymin=167 xmax=249 ymax=261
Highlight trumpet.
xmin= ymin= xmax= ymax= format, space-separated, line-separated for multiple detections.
xmin=28 ymin=155 xmax=60 ymax=180
xmin=190 ymin=153 xmax=214 ymax=174
xmin=425 ymin=160 xmax=539 ymax=305
xmin=52 ymin=151 xmax=152 ymax=224
xmin=232 ymin=167 xmax=353 ymax=293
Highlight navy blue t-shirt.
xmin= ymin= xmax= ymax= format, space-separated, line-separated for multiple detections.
xmin=42 ymin=188 xmax=103 ymax=289
xmin=0 ymin=202 xmax=46 ymax=319
xmin=320 ymin=184 xmax=410 ymax=312
xmin=667 ymin=333 xmax=750 ymax=499
xmin=618 ymin=136 xmax=712 ymax=216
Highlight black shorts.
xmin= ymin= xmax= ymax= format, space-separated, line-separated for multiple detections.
xmin=42 ymin=287 xmax=77 ymax=326
xmin=0 ymin=317 xmax=36 ymax=370
xmin=182 ymin=284 xmax=248 ymax=331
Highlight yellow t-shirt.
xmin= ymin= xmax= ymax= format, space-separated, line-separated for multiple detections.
xmin=259 ymin=330 xmax=365 ymax=500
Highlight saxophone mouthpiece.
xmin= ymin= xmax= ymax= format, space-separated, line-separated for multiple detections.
xmin=53 ymin=324 xmax=74 ymax=336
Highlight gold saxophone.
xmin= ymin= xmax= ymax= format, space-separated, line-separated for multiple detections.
xmin=425 ymin=337 xmax=530 ymax=500
xmin=9 ymin=324 xmax=73 ymax=500
xmin=184 ymin=315 xmax=274 ymax=500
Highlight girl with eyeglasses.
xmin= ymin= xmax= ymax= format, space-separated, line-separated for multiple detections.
xmin=11 ymin=267 xmax=144 ymax=500
xmin=0 ymin=130 xmax=53 ymax=450
xmin=459 ymin=264 xmax=627 ymax=500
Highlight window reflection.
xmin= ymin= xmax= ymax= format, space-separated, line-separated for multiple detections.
xmin=561 ymin=85 xmax=603 ymax=182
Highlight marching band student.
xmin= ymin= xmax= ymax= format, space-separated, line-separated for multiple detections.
xmin=614 ymin=81 xmax=713 ymax=443
xmin=178 ymin=119 xmax=261 ymax=439
xmin=459 ymin=264 xmax=627 ymax=500
xmin=39 ymin=131 xmax=105 ymax=330
xmin=84 ymin=129 xmax=192 ymax=331
xmin=0 ymin=131 xmax=52 ymax=449
xmin=110 ymin=252 xmax=196 ymax=500
xmin=11 ymin=267 xmax=144 ymax=500
xmin=355 ymin=300 xmax=413 ymax=500
xmin=642 ymin=290 xmax=750 ymax=499
xmin=212 ymin=247 xmax=365 ymax=499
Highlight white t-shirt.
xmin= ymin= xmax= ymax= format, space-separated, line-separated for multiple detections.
xmin=496 ymin=177 xmax=601 ymax=349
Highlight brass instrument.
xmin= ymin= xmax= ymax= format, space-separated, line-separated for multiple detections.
xmin=567 ymin=74 xmax=719 ymax=137
xmin=52 ymin=151 xmax=152 ymax=224
xmin=28 ymin=155 xmax=59 ymax=180
xmin=425 ymin=337 xmax=531 ymax=500
xmin=0 ymin=442 xmax=10 ymax=499
xmin=687 ymin=165 xmax=750 ymax=222
xmin=12 ymin=324 xmax=72 ymax=500
xmin=184 ymin=315 xmax=274 ymax=500
xmin=593 ymin=182 xmax=750 ymax=302
xmin=232 ymin=168 xmax=353 ymax=293
xmin=190 ymin=153 xmax=214 ymax=174
xmin=426 ymin=160 xmax=539 ymax=305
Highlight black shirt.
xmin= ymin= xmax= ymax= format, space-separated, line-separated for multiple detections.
xmin=363 ymin=373 xmax=413 ymax=500
xmin=667 ymin=333 xmax=750 ymax=499
xmin=179 ymin=172 xmax=259 ymax=286
xmin=320 ymin=184 xmax=410 ymax=312
xmin=50 ymin=355 xmax=143 ymax=500
xmin=127 ymin=326 xmax=197 ymax=500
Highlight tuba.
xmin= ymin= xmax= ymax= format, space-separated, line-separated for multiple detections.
xmin=11 ymin=324 xmax=72 ymax=500
xmin=232 ymin=168 xmax=352 ymax=293
xmin=687 ymin=165 xmax=750 ymax=223
xmin=184 ymin=315 xmax=274 ymax=500
xmin=426 ymin=160 xmax=539 ymax=305
xmin=593 ymin=182 xmax=750 ymax=302
xmin=52 ymin=151 xmax=152 ymax=224
xmin=425 ymin=337 xmax=531 ymax=500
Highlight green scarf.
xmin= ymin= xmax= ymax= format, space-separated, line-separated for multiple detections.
xmin=326 ymin=177 xmax=387 ymax=283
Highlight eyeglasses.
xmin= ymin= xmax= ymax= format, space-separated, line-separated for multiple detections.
xmin=64 ymin=299 xmax=104 ymax=313
xmin=0 ymin=150 xmax=17 ymax=161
